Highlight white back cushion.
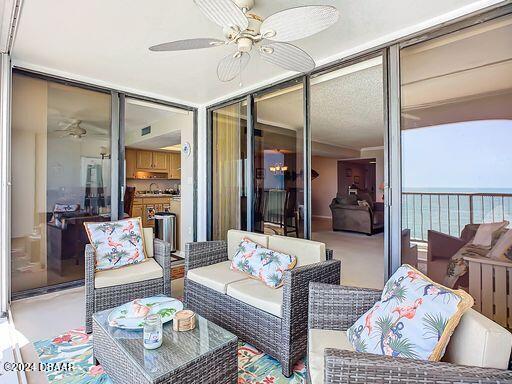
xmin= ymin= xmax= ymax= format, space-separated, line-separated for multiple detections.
xmin=227 ymin=230 xmax=269 ymax=260
xmin=443 ymin=308 xmax=512 ymax=369
xmin=268 ymin=235 xmax=326 ymax=267
xmin=143 ymin=228 xmax=154 ymax=257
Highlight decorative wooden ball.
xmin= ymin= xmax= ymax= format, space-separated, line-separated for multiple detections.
xmin=173 ymin=310 xmax=196 ymax=331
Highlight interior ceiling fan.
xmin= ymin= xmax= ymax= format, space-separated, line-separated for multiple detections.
xmin=149 ymin=0 xmax=340 ymax=82
xmin=55 ymin=119 xmax=106 ymax=139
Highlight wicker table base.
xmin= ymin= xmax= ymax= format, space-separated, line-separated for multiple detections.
xmin=92 ymin=306 xmax=238 ymax=384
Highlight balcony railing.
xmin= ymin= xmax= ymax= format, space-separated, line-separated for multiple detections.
xmin=402 ymin=192 xmax=512 ymax=242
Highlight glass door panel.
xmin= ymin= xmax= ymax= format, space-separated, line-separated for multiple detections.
xmin=400 ymin=15 xmax=512 ymax=288
xmin=211 ymin=101 xmax=247 ymax=240
xmin=11 ymin=72 xmax=112 ymax=296
xmin=310 ymin=56 xmax=386 ymax=289
xmin=253 ymin=82 xmax=305 ymax=238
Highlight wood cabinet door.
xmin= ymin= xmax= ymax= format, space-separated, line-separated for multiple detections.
xmin=126 ymin=148 xmax=137 ymax=178
xmin=152 ymin=152 xmax=168 ymax=171
xmin=174 ymin=153 xmax=181 ymax=179
xmin=132 ymin=204 xmax=143 ymax=219
xmin=169 ymin=153 xmax=181 ymax=179
xmin=136 ymin=150 xmax=153 ymax=170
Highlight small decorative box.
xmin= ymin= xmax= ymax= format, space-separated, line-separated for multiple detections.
xmin=173 ymin=310 xmax=196 ymax=331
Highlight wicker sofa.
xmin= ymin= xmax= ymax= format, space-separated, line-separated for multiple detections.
xmin=85 ymin=228 xmax=172 ymax=333
xmin=184 ymin=230 xmax=341 ymax=377
xmin=307 ymin=283 xmax=512 ymax=384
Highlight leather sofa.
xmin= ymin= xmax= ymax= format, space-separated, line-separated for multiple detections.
xmin=330 ymin=194 xmax=384 ymax=235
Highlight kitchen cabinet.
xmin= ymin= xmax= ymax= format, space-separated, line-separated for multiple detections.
xmin=168 ymin=152 xmax=181 ymax=180
xmin=127 ymin=148 xmax=172 ymax=177
xmin=126 ymin=148 xmax=137 ymax=179
xmin=153 ymin=152 xmax=168 ymax=171
xmin=132 ymin=202 xmax=143 ymax=218
xmin=136 ymin=150 xmax=154 ymax=170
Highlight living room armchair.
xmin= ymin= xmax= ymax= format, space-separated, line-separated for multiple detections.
xmin=307 ymin=282 xmax=512 ymax=384
xmin=427 ymin=224 xmax=481 ymax=286
xmin=184 ymin=230 xmax=341 ymax=377
xmin=85 ymin=228 xmax=172 ymax=333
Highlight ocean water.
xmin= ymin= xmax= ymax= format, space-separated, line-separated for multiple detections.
xmin=401 ymin=191 xmax=512 ymax=241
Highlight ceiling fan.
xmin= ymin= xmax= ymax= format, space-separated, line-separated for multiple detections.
xmin=55 ymin=119 xmax=107 ymax=139
xmin=149 ymin=0 xmax=340 ymax=82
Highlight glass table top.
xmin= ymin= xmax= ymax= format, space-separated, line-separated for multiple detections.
xmin=93 ymin=303 xmax=237 ymax=382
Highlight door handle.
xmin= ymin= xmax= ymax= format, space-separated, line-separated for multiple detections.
xmin=384 ymin=186 xmax=392 ymax=207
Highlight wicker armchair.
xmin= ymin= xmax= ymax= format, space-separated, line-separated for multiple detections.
xmin=85 ymin=237 xmax=172 ymax=333
xmin=307 ymin=283 xmax=512 ymax=384
xmin=184 ymin=231 xmax=341 ymax=377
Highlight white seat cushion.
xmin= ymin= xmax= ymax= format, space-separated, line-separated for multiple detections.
xmin=268 ymin=235 xmax=326 ymax=267
xmin=308 ymin=329 xmax=354 ymax=384
xmin=94 ymin=258 xmax=163 ymax=289
xmin=187 ymin=260 xmax=249 ymax=294
xmin=443 ymin=308 xmax=512 ymax=369
xmin=226 ymin=279 xmax=283 ymax=318
xmin=227 ymin=230 xmax=269 ymax=260
xmin=143 ymin=227 xmax=154 ymax=257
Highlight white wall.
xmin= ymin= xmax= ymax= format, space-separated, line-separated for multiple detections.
xmin=125 ymin=113 xmax=184 ymax=146
xmin=180 ymin=113 xmax=195 ymax=247
xmin=11 ymin=74 xmax=47 ymax=238
xmin=311 ymin=156 xmax=339 ymax=218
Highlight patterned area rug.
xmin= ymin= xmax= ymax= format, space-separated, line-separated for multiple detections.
xmin=34 ymin=327 xmax=307 ymax=384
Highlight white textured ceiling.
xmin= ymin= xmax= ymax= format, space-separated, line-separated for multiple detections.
xmin=11 ymin=0 xmax=498 ymax=105
xmin=256 ymin=59 xmax=384 ymax=150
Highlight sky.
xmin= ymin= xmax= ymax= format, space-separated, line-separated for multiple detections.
xmin=402 ymin=120 xmax=512 ymax=193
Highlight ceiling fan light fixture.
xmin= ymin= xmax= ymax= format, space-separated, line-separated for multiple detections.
xmin=151 ymin=1 xmax=340 ymax=82
xmin=237 ymin=37 xmax=253 ymax=53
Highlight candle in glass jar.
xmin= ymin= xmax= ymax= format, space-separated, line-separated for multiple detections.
xmin=143 ymin=314 xmax=163 ymax=350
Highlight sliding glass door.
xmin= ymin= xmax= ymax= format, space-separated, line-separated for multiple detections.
xmin=211 ymin=101 xmax=248 ymax=240
xmin=253 ymin=81 xmax=305 ymax=238
xmin=310 ymin=55 xmax=387 ymax=288
xmin=11 ymin=72 xmax=112 ymax=296
xmin=399 ymin=14 xmax=512 ymax=287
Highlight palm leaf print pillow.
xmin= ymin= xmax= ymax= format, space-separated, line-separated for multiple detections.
xmin=84 ymin=217 xmax=148 ymax=271
xmin=231 ymin=238 xmax=297 ymax=288
xmin=347 ymin=264 xmax=473 ymax=361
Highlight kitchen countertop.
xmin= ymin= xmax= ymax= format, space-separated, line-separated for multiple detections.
xmin=135 ymin=194 xmax=180 ymax=198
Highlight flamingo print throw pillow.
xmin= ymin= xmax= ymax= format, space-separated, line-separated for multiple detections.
xmin=347 ymin=264 xmax=473 ymax=361
xmin=84 ymin=217 xmax=148 ymax=271
xmin=231 ymin=238 xmax=297 ymax=288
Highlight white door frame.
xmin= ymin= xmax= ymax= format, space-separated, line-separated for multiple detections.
xmin=0 ymin=53 xmax=12 ymax=314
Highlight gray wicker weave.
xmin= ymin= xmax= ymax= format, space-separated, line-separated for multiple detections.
xmin=184 ymin=240 xmax=340 ymax=377
xmin=92 ymin=307 xmax=238 ymax=384
xmin=308 ymin=282 xmax=512 ymax=384
xmin=85 ymin=238 xmax=172 ymax=334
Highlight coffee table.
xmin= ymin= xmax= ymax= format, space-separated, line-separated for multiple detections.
xmin=92 ymin=306 xmax=238 ymax=384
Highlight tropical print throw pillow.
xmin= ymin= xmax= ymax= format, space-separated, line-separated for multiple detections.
xmin=231 ymin=238 xmax=297 ymax=288
xmin=347 ymin=264 xmax=473 ymax=361
xmin=84 ymin=217 xmax=148 ymax=271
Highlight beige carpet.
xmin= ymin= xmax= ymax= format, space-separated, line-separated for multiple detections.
xmin=312 ymin=218 xmax=385 ymax=289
